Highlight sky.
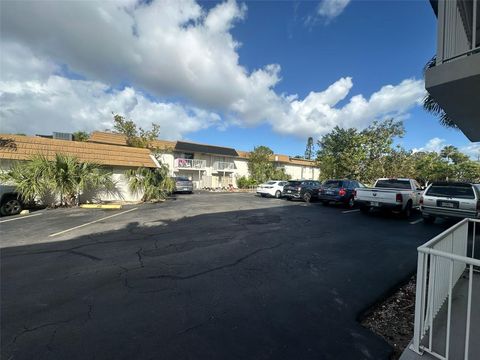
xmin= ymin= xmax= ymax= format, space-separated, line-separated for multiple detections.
xmin=0 ymin=0 xmax=478 ymax=159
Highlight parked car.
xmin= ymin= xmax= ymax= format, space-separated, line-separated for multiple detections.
xmin=0 ymin=185 xmax=23 ymax=216
xmin=256 ymin=180 xmax=289 ymax=198
xmin=282 ymin=180 xmax=322 ymax=202
xmin=355 ymin=178 xmax=423 ymax=217
xmin=421 ymin=182 xmax=480 ymax=223
xmin=319 ymin=179 xmax=365 ymax=208
xmin=172 ymin=176 xmax=193 ymax=194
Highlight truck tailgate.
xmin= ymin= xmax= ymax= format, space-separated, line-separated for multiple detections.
xmin=356 ymin=188 xmax=398 ymax=203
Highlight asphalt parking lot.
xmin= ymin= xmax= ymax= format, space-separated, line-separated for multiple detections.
xmin=1 ymin=192 xmax=448 ymax=360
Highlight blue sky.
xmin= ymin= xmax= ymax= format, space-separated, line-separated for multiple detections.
xmin=0 ymin=0 xmax=477 ymax=158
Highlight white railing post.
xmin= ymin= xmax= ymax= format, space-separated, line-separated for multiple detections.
xmin=411 ymin=251 xmax=426 ymax=354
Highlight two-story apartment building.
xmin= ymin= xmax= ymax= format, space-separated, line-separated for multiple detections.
xmin=425 ymin=0 xmax=480 ymax=140
xmin=30 ymin=131 xmax=320 ymax=191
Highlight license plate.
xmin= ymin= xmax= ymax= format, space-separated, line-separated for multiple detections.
xmin=183 ymin=187 xmax=189 ymax=190
xmin=440 ymin=202 xmax=454 ymax=208
xmin=287 ymin=190 xmax=291 ymax=193
xmin=371 ymin=201 xmax=380 ymax=207
xmin=326 ymin=190 xmax=334 ymax=195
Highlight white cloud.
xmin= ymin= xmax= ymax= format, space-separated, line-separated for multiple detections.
xmin=413 ymin=138 xmax=480 ymax=160
xmin=460 ymin=143 xmax=480 ymax=160
xmin=305 ymin=0 xmax=351 ymax=27
xmin=317 ymin=0 xmax=351 ymax=20
xmin=0 ymin=0 xmax=425 ymax=140
xmin=412 ymin=138 xmax=447 ymax=153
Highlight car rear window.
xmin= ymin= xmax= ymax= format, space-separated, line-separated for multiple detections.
xmin=375 ymin=179 xmax=411 ymax=189
xmin=266 ymin=181 xmax=277 ymax=185
xmin=175 ymin=176 xmax=190 ymax=181
xmin=287 ymin=181 xmax=302 ymax=186
xmin=324 ymin=180 xmax=343 ymax=188
xmin=426 ymin=185 xmax=475 ymax=199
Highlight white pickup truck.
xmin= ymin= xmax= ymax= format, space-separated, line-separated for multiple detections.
xmin=354 ymin=178 xmax=424 ymax=218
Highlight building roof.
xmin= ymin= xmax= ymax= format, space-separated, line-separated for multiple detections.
xmin=237 ymin=149 xmax=316 ymax=166
xmin=175 ymin=141 xmax=239 ymax=157
xmin=0 ymin=134 xmax=157 ymax=168
xmin=89 ymin=131 xmax=128 ymax=146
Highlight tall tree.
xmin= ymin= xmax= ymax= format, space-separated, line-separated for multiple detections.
xmin=247 ymin=146 xmax=275 ymax=184
xmin=304 ymin=137 xmax=314 ymax=160
xmin=112 ymin=114 xmax=160 ymax=148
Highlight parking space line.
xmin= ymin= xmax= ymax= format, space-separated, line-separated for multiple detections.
xmin=342 ymin=209 xmax=360 ymax=214
xmin=0 ymin=212 xmax=43 ymax=223
xmin=410 ymin=218 xmax=423 ymax=225
xmin=49 ymin=207 xmax=138 ymax=237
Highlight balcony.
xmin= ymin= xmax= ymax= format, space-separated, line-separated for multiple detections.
xmin=400 ymin=218 xmax=479 ymax=360
xmin=174 ymin=158 xmax=206 ymax=170
xmin=213 ymin=161 xmax=235 ymax=172
xmin=425 ymin=0 xmax=480 ymax=141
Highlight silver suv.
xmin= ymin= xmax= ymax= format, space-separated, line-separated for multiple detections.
xmin=421 ymin=182 xmax=480 ymax=223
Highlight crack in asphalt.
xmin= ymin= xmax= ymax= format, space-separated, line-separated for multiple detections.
xmin=10 ymin=318 xmax=75 ymax=346
xmin=136 ymin=248 xmax=145 ymax=268
xmin=147 ymin=243 xmax=282 ymax=281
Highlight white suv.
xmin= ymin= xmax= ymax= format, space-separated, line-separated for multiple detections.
xmin=421 ymin=182 xmax=480 ymax=223
xmin=256 ymin=181 xmax=288 ymax=199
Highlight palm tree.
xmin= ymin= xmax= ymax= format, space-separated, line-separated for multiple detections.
xmin=422 ymin=56 xmax=457 ymax=128
xmin=1 ymin=154 xmax=115 ymax=206
xmin=125 ymin=164 xmax=174 ymax=202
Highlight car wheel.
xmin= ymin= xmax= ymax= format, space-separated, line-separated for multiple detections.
xmin=360 ymin=206 xmax=370 ymax=214
xmin=0 ymin=197 xmax=23 ymax=216
xmin=346 ymin=197 xmax=355 ymax=209
xmin=403 ymin=202 xmax=412 ymax=219
xmin=303 ymin=192 xmax=312 ymax=203
xmin=422 ymin=215 xmax=435 ymax=224
xmin=275 ymin=190 xmax=281 ymax=199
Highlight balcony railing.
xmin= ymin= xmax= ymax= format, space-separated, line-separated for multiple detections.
xmin=410 ymin=218 xmax=479 ymax=359
xmin=174 ymin=158 xmax=206 ymax=169
xmin=213 ymin=161 xmax=235 ymax=171
xmin=437 ymin=0 xmax=479 ymax=64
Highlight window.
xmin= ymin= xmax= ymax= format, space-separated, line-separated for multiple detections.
xmin=375 ymin=179 xmax=411 ymax=189
xmin=324 ymin=180 xmax=343 ymax=188
xmin=426 ymin=185 xmax=475 ymax=199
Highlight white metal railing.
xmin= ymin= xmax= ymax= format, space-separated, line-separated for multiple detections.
xmin=213 ymin=161 xmax=235 ymax=171
xmin=437 ymin=0 xmax=479 ymax=64
xmin=174 ymin=158 xmax=206 ymax=169
xmin=411 ymin=218 xmax=479 ymax=359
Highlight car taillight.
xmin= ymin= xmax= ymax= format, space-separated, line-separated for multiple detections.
xmin=338 ymin=188 xmax=346 ymax=196
xmin=419 ymin=196 xmax=424 ymax=205
xmin=396 ymin=193 xmax=403 ymax=203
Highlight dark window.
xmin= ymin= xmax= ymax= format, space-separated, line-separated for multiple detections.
xmin=175 ymin=176 xmax=190 ymax=182
xmin=426 ymin=185 xmax=475 ymax=199
xmin=375 ymin=179 xmax=411 ymax=189
xmin=287 ymin=181 xmax=302 ymax=186
xmin=324 ymin=180 xmax=343 ymax=188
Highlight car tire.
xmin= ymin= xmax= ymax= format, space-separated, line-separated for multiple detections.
xmin=0 ymin=196 xmax=23 ymax=216
xmin=303 ymin=192 xmax=312 ymax=203
xmin=275 ymin=190 xmax=281 ymax=199
xmin=403 ymin=202 xmax=413 ymax=219
xmin=346 ymin=197 xmax=355 ymax=209
xmin=360 ymin=206 xmax=370 ymax=214
xmin=422 ymin=215 xmax=435 ymax=224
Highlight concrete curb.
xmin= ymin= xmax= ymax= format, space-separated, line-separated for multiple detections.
xmin=80 ymin=204 xmax=123 ymax=210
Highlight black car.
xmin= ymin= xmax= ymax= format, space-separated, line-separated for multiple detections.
xmin=319 ymin=179 xmax=365 ymax=208
xmin=282 ymin=180 xmax=322 ymax=202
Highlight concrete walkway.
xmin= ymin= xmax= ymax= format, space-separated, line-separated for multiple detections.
xmin=400 ymin=272 xmax=479 ymax=360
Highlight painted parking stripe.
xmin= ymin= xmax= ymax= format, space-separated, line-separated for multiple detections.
xmin=49 ymin=207 xmax=138 ymax=237
xmin=410 ymin=218 xmax=423 ymax=225
xmin=342 ymin=209 xmax=360 ymax=214
xmin=0 ymin=212 xmax=43 ymax=223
